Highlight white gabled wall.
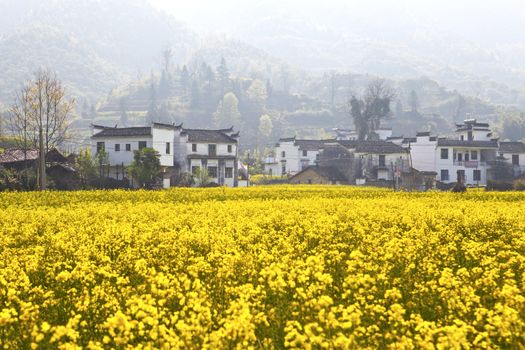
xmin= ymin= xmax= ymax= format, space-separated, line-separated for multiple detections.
xmin=91 ymin=136 xmax=152 ymax=166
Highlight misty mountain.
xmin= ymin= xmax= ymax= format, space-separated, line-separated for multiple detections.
xmin=179 ymin=1 xmax=525 ymax=108
xmin=0 ymin=0 xmax=197 ymax=104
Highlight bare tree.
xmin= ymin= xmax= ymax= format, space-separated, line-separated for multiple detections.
xmin=9 ymin=70 xmax=75 ymax=190
xmin=350 ymin=79 xmax=395 ymax=140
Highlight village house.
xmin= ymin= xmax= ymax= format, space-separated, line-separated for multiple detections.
xmin=264 ymin=137 xmax=333 ymax=176
xmin=498 ymin=142 xmax=525 ymax=178
xmin=174 ymin=126 xmax=240 ymax=187
xmin=289 ymin=166 xmax=348 ymax=185
xmin=91 ymin=123 xmax=177 ymax=187
xmin=410 ymin=119 xmax=499 ymax=186
xmin=91 ymin=123 xmax=241 ymax=188
xmin=0 ymin=148 xmax=76 ymax=189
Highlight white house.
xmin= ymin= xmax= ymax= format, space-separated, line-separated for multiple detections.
xmin=91 ymin=123 xmax=241 ymax=188
xmin=174 ymin=126 xmax=240 ymax=187
xmin=499 ymin=142 xmax=525 ymax=178
xmin=410 ymin=119 xmax=499 ymax=185
xmin=91 ymin=123 xmax=177 ymax=187
xmin=264 ymin=137 xmax=331 ymax=176
xmin=338 ymin=140 xmax=410 ymax=181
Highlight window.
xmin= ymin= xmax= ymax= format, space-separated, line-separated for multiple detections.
xmin=281 ymin=151 xmax=286 ymax=158
xmin=457 ymin=170 xmax=465 ymax=182
xmin=208 ymin=144 xmax=217 ymax=156
xmin=440 ymin=169 xmax=449 ymax=181
xmin=96 ymin=142 xmax=105 ymax=153
xmin=191 ymin=166 xmax=200 ymax=174
xmin=208 ymin=166 xmax=218 ymax=178
xmin=227 ymin=145 xmax=232 ymax=153
xmin=379 ymin=155 xmax=386 ymax=167
xmin=139 ymin=141 xmax=147 ymax=150
xmin=468 ymin=131 xmax=473 ymax=140
xmin=457 ymin=153 xmax=463 ymax=162
xmin=465 ymin=153 xmax=470 ymax=162
xmin=115 ymin=144 xmax=120 ymax=152
xmin=460 ymin=135 xmax=464 ymax=141
xmin=192 ymin=144 xmax=197 ymax=152
xmin=512 ymin=154 xmax=520 ymax=166
xmin=302 ymin=150 xmax=308 ymax=157
xmin=225 ymin=167 xmax=233 ymax=178
xmin=440 ymin=148 xmax=449 ymax=159
xmin=471 ymin=151 xmax=478 ymax=160
xmin=473 ymin=170 xmax=481 ymax=181
xmin=126 ymin=144 xmax=131 ymax=152
xmin=282 ymin=164 xmax=286 ymax=175
xmin=166 ymin=142 xmax=170 ymax=154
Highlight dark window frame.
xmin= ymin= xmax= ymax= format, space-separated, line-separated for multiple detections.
xmin=115 ymin=144 xmax=120 ymax=152
xmin=192 ymin=144 xmax=197 ymax=152
xmin=166 ymin=142 xmax=171 ymax=154
xmin=138 ymin=141 xmax=147 ymax=150
xmin=473 ymin=169 xmax=481 ymax=181
xmin=208 ymin=166 xmax=218 ymax=178
xmin=227 ymin=145 xmax=233 ymax=153
xmin=512 ymin=154 xmax=520 ymax=166
xmin=379 ymin=155 xmax=386 ymax=167
xmin=225 ymin=167 xmax=233 ymax=178
xmin=125 ymin=144 xmax=131 ymax=152
xmin=440 ymin=169 xmax=449 ymax=181
xmin=208 ymin=144 xmax=217 ymax=156
xmin=440 ymin=148 xmax=449 ymax=160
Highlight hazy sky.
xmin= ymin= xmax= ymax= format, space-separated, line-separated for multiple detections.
xmin=148 ymin=0 xmax=525 ymax=45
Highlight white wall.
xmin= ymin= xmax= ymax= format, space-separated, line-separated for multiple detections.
xmin=410 ymin=137 xmax=437 ymax=172
xmin=151 ymin=127 xmax=176 ymax=167
xmin=92 ymin=136 xmax=153 ymax=166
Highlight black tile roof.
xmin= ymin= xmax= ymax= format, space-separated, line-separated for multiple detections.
xmin=92 ymin=127 xmax=152 ymax=138
xmin=499 ymin=141 xmax=525 ymax=153
xmin=182 ymin=129 xmax=238 ymax=143
xmin=291 ymin=166 xmax=347 ymax=182
xmin=294 ymin=139 xmax=334 ymax=151
xmin=338 ymin=140 xmax=407 ymax=154
xmin=416 ymin=132 xmax=431 ymax=137
xmin=437 ymin=139 xmax=498 ymax=148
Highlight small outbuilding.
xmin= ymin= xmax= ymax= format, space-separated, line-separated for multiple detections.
xmin=289 ymin=166 xmax=348 ymax=185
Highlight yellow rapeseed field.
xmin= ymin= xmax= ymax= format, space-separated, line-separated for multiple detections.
xmin=0 ymin=186 xmax=524 ymax=349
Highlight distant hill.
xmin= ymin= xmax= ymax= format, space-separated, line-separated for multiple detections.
xmin=0 ymin=0 xmax=197 ymax=104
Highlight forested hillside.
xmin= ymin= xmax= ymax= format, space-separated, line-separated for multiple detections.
xmin=1 ymin=0 xmax=524 ymax=150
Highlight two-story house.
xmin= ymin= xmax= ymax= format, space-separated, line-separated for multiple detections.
xmin=174 ymin=126 xmax=240 ymax=187
xmin=91 ymin=123 xmax=241 ymax=187
xmin=498 ymin=142 xmax=525 ymax=178
xmin=264 ymin=137 xmax=332 ymax=176
xmin=338 ymin=140 xmax=410 ymax=181
xmin=91 ymin=123 xmax=177 ymax=187
xmin=410 ymin=119 xmax=499 ymax=185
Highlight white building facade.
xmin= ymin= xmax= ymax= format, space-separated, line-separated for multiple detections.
xmin=410 ymin=120 xmax=499 ymax=186
xmin=174 ymin=127 xmax=240 ymax=187
xmin=264 ymin=138 xmax=330 ymax=176
xmin=91 ymin=123 xmax=241 ymax=187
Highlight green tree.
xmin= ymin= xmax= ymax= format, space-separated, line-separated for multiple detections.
xmin=213 ymin=92 xmax=241 ymax=128
xmin=247 ymin=79 xmax=268 ymax=104
xmin=193 ymin=167 xmax=211 ymax=187
xmin=350 ymin=79 xmax=394 ymax=140
xmin=129 ymin=148 xmax=161 ymax=188
xmin=75 ymin=149 xmax=97 ymax=188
